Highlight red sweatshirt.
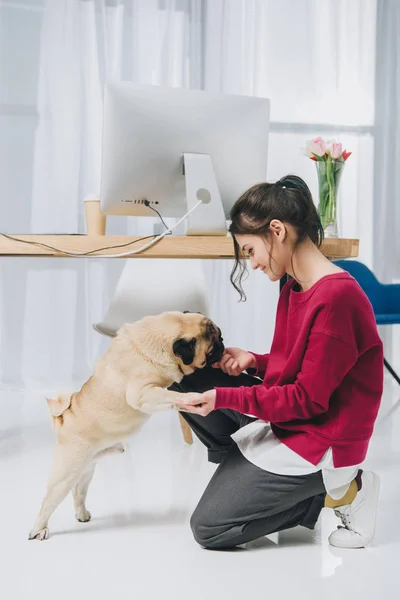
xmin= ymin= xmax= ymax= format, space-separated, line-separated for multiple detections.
xmin=215 ymin=272 xmax=384 ymax=468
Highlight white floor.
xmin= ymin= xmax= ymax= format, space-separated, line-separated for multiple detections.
xmin=1 ymin=379 xmax=400 ymax=600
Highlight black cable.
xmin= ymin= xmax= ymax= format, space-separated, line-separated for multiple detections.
xmin=144 ymin=200 xmax=169 ymax=230
xmin=0 ymin=206 xmax=172 ymax=257
xmin=82 ymin=233 xmax=171 ymax=255
xmin=0 ymin=232 xmax=172 ymax=256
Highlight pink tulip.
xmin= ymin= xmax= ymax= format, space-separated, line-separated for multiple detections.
xmin=308 ymin=137 xmax=326 ymax=158
xmin=330 ymin=142 xmax=343 ymax=160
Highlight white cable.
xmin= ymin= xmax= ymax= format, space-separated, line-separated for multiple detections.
xmin=4 ymin=201 xmax=203 ymax=259
xmin=96 ymin=200 xmax=202 ymax=258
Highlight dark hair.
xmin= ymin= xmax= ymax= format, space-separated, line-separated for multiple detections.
xmin=229 ymin=174 xmax=324 ymax=300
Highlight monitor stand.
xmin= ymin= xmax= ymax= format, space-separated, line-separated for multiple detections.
xmin=182 ymin=152 xmax=227 ymax=236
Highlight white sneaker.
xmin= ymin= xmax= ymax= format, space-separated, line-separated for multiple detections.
xmin=328 ymin=471 xmax=380 ymax=548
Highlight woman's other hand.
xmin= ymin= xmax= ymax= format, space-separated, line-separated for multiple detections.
xmin=212 ymin=347 xmax=256 ymax=376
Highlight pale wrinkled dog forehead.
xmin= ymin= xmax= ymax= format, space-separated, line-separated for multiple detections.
xmin=182 ymin=311 xmax=221 ymax=340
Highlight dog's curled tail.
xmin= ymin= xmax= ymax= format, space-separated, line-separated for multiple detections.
xmin=46 ymin=392 xmax=73 ymax=417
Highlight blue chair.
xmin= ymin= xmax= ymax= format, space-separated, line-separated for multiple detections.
xmin=334 ymin=260 xmax=400 ymax=385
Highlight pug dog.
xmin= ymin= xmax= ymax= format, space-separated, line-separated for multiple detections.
xmin=29 ymin=311 xmax=224 ymax=541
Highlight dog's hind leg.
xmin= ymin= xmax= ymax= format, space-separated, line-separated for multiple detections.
xmin=29 ymin=442 xmax=92 ymax=541
xmin=72 ymin=462 xmax=96 ymax=523
xmin=72 ymin=444 xmax=125 ymax=523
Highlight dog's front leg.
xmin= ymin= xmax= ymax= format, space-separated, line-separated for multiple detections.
xmin=126 ymin=384 xmax=202 ymax=414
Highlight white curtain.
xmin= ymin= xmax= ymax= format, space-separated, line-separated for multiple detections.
xmin=0 ymin=0 xmax=389 ymax=390
xmin=373 ymin=0 xmax=400 ymax=368
xmin=374 ymin=0 xmax=400 ymax=283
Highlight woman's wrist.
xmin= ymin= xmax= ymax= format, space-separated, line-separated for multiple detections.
xmin=247 ymin=352 xmax=257 ymax=369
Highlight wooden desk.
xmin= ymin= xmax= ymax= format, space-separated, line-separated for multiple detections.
xmin=0 ymin=233 xmax=359 ymax=444
xmin=0 ymin=234 xmax=359 ymax=260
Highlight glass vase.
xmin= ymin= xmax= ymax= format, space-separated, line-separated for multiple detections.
xmin=315 ymin=157 xmax=345 ymax=238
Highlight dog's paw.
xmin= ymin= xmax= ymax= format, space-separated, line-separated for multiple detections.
xmin=28 ymin=527 xmax=49 ymax=541
xmin=75 ymin=508 xmax=91 ymax=523
xmin=183 ymin=392 xmax=203 ymax=404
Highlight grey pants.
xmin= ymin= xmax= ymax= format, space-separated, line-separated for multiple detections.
xmin=170 ymin=367 xmax=326 ymax=550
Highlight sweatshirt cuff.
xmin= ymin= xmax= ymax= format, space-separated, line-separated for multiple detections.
xmin=248 ymin=352 xmax=269 ymax=378
xmin=215 ymin=387 xmax=243 ymax=412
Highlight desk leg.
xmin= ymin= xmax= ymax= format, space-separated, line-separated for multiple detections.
xmin=179 ymin=413 xmax=193 ymax=444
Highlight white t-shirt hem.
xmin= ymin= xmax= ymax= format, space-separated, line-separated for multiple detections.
xmin=231 ymin=420 xmax=359 ymax=498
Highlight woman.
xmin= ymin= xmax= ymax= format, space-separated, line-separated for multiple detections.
xmin=173 ymin=175 xmax=383 ymax=550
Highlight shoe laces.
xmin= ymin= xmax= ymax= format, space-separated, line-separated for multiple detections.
xmin=334 ymin=506 xmax=352 ymax=530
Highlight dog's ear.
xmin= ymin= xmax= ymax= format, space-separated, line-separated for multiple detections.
xmin=173 ymin=337 xmax=196 ymax=365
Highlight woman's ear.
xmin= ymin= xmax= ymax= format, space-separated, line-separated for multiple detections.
xmin=270 ymin=219 xmax=286 ymax=241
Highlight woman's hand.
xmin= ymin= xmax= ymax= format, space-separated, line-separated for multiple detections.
xmin=174 ymin=389 xmax=216 ymax=416
xmin=212 ymin=347 xmax=256 ymax=376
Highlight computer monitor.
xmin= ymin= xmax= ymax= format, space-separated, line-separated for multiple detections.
xmin=100 ymin=83 xmax=270 ymax=235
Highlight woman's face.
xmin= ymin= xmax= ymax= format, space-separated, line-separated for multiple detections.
xmin=235 ymin=222 xmax=291 ymax=282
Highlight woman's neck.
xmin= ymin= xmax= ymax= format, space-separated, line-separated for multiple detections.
xmin=286 ymin=240 xmax=343 ymax=291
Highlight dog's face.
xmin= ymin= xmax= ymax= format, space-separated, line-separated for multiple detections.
xmin=126 ymin=311 xmax=224 ymax=379
xmin=171 ymin=312 xmax=224 ymax=374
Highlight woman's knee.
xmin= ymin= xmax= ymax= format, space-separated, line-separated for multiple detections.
xmin=190 ymin=509 xmax=215 ymax=548
xmin=190 ymin=507 xmax=238 ymax=550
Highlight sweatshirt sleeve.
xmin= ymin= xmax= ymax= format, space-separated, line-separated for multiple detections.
xmin=215 ymin=333 xmax=357 ymax=422
xmin=248 ymin=352 xmax=269 ymax=378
